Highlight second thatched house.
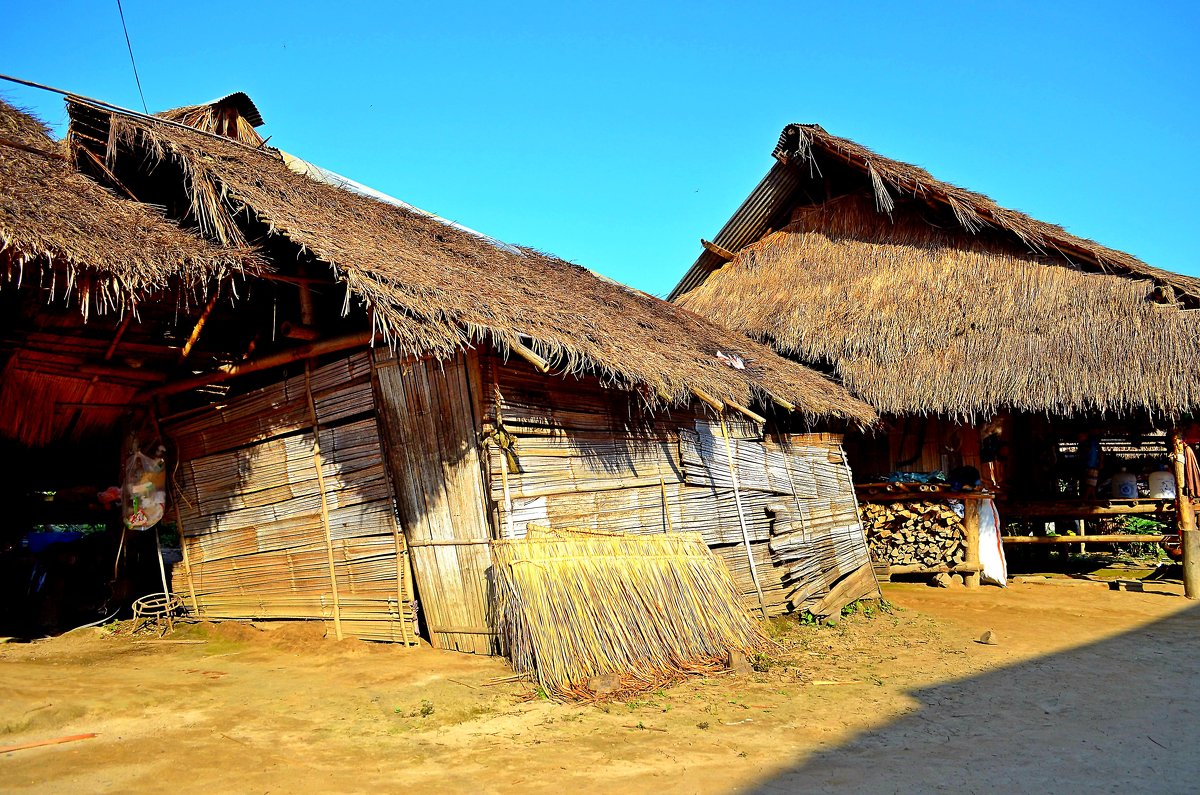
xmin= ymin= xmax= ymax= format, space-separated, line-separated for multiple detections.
xmin=671 ymin=123 xmax=1200 ymax=589
xmin=0 ymin=94 xmax=881 ymax=648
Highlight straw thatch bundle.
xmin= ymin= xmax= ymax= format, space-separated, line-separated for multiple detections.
xmin=492 ymin=531 xmax=770 ymax=700
xmin=679 ymin=193 xmax=1200 ymax=418
xmin=0 ymin=99 xmax=257 ymax=318
xmin=64 ymin=98 xmax=874 ymax=424
xmin=157 ymin=92 xmax=265 ymax=146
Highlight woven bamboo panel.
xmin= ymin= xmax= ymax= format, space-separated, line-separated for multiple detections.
xmin=167 ymin=352 xmax=418 ymax=645
xmin=482 ymin=356 xmax=876 ymax=617
xmin=373 ymin=349 xmax=494 ymax=654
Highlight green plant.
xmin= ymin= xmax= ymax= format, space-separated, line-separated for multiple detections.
xmin=418 ymin=699 xmax=434 ymax=717
xmin=840 ymin=600 xmax=859 ymax=617
xmin=750 ymin=652 xmax=774 ymax=673
xmin=799 ymin=611 xmax=819 ymax=626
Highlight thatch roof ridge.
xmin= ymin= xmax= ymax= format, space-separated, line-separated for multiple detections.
xmin=677 ymin=193 xmax=1200 ymax=419
xmin=776 ymin=123 xmax=1200 ymax=297
xmin=0 ymin=99 xmax=260 ymax=318
xmin=68 ymin=99 xmax=874 ymax=423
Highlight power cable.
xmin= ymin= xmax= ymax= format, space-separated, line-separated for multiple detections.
xmin=115 ymin=0 xmax=148 ymax=113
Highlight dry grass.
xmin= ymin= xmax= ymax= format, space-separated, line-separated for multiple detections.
xmin=65 ymin=98 xmax=874 ymax=424
xmin=492 ymin=531 xmax=771 ymax=700
xmin=680 ymin=192 xmax=1200 ymax=418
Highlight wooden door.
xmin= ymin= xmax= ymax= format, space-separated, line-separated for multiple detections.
xmin=372 ymin=349 xmax=494 ymax=653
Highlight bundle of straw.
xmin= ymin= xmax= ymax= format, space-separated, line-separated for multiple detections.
xmin=492 ymin=530 xmax=771 ymax=700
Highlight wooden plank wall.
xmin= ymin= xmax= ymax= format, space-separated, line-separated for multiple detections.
xmin=480 ymin=354 xmax=874 ymax=615
xmin=166 ymin=352 xmax=418 ymax=644
xmin=847 ymin=416 xmax=983 ymax=479
xmin=372 ymin=349 xmax=494 ymax=654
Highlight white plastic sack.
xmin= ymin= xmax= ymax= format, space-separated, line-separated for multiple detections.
xmin=978 ymin=498 xmax=1008 ymax=586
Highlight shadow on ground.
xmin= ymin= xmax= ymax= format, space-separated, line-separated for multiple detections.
xmin=749 ymin=602 xmax=1200 ymax=794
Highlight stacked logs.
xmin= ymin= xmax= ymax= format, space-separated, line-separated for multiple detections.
xmin=860 ymin=501 xmax=965 ymax=569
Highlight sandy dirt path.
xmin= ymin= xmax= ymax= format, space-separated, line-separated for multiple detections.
xmin=2 ymin=578 xmax=1196 ymax=794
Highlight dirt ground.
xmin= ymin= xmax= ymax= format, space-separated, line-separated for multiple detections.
xmin=3 ymin=577 xmax=1198 ymax=794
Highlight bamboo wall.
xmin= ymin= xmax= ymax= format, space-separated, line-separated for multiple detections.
xmin=166 ymin=352 xmax=418 ymax=644
xmin=481 ymin=356 xmax=875 ymax=616
xmin=372 ymin=349 xmax=494 ymax=654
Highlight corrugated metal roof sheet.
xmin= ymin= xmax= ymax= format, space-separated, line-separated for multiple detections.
xmin=668 ymin=159 xmax=800 ymax=300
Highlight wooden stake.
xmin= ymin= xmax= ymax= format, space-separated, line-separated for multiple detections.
xmin=720 ymin=414 xmax=767 ymax=617
xmin=305 ymin=364 xmax=344 ymax=639
xmin=1170 ymin=429 xmax=1200 ymax=599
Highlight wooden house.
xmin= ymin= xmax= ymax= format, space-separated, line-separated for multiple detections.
xmin=670 ymin=123 xmax=1200 ymax=591
xmin=0 ymin=96 xmax=880 ymax=648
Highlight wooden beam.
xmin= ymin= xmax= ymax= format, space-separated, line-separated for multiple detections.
xmin=997 ymin=498 xmax=1197 ymax=518
xmin=701 ymin=239 xmax=736 ymax=261
xmin=178 ymin=289 xmax=221 ymax=363
xmin=1002 ymin=534 xmax=1175 ymax=545
xmin=143 ymin=331 xmax=374 ymax=399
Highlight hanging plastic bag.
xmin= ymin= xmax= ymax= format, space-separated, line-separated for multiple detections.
xmin=124 ymin=443 xmax=167 ymax=530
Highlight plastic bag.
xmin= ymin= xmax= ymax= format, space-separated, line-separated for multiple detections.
xmin=124 ymin=444 xmax=167 ymax=530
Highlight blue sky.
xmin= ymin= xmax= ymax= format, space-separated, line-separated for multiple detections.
xmin=2 ymin=2 xmax=1196 ymax=297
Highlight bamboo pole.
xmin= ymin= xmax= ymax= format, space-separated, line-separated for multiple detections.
xmin=720 ymin=414 xmax=767 ymax=617
xmin=173 ymin=505 xmax=201 ymax=616
xmin=660 ymin=475 xmax=674 ymax=533
xmin=154 ymin=527 xmax=174 ymax=632
xmin=1170 ymin=429 xmax=1199 ymax=599
xmin=305 ymin=364 xmax=344 ymax=639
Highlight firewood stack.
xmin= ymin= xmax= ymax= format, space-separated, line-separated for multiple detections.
xmin=860 ymin=501 xmax=965 ymax=569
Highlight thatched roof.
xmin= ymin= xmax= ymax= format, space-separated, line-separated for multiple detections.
xmin=64 ymin=98 xmax=874 ymax=424
xmin=0 ymin=98 xmax=257 ymax=317
xmin=674 ymin=124 xmax=1200 ymax=301
xmin=677 ymin=190 xmax=1200 ymax=419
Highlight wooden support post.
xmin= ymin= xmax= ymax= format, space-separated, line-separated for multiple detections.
xmin=305 ymin=364 xmax=344 ymax=639
xmin=720 ymin=415 xmax=767 ymax=617
xmin=963 ymin=498 xmax=981 ymax=589
xmin=1170 ymin=429 xmax=1200 ymax=599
